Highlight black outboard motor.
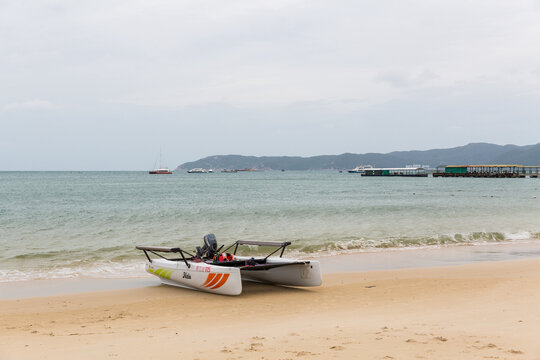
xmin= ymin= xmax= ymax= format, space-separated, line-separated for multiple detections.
xmin=196 ymin=234 xmax=219 ymax=259
xmin=204 ymin=234 xmax=218 ymax=257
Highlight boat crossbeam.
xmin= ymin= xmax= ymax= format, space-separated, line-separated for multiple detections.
xmin=136 ymin=246 xmax=193 ymax=268
xmin=221 ymin=240 xmax=292 ymax=259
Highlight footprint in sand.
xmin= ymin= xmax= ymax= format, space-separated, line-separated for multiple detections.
xmin=245 ymin=343 xmax=263 ymax=351
xmin=508 ymin=349 xmax=523 ymax=354
xmin=433 ymin=336 xmax=447 ymax=342
xmin=330 ymin=345 xmax=344 ymax=351
xmin=292 ymin=351 xmax=316 ymax=357
xmin=473 ymin=343 xmax=499 ymax=350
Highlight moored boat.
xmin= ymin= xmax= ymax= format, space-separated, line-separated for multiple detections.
xmin=348 ymin=165 xmax=373 ymax=174
xmin=149 ymin=168 xmax=172 ymax=174
xmin=187 ymin=168 xmax=208 ymax=173
xmin=149 ymin=149 xmax=172 ymax=174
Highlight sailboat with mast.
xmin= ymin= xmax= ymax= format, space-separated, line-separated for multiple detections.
xmin=149 ymin=149 xmax=173 ymax=174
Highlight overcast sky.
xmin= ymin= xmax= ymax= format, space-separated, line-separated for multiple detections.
xmin=1 ymin=0 xmax=539 ymax=170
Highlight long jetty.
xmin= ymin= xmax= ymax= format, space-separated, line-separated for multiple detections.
xmin=433 ymin=165 xmax=540 ymax=178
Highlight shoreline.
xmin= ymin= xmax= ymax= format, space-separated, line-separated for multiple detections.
xmin=1 ymin=257 xmax=539 ymax=359
xmin=2 ymin=241 xmax=540 ymax=300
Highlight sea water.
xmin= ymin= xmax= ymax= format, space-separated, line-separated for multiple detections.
xmin=0 ymin=171 xmax=539 ymax=281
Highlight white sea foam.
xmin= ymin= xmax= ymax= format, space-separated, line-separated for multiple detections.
xmin=0 ymin=261 xmax=145 ymax=282
xmin=1 ymin=234 xmax=539 ymax=282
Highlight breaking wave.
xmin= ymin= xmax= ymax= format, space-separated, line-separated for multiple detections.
xmin=286 ymin=231 xmax=540 ymax=256
xmin=1 ymin=231 xmax=538 ymax=282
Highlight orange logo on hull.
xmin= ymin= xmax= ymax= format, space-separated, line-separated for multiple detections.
xmin=201 ymin=273 xmax=230 ymax=290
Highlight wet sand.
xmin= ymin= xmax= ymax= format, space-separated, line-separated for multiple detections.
xmin=1 ymin=257 xmax=540 ymax=360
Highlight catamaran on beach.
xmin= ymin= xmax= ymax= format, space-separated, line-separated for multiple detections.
xmin=137 ymin=234 xmax=322 ymax=295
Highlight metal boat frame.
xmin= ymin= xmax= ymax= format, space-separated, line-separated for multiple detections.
xmin=136 ymin=239 xmax=322 ymax=295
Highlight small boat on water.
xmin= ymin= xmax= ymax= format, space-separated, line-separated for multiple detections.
xmin=136 ymin=234 xmax=322 ymax=295
xmin=149 ymin=168 xmax=172 ymax=174
xmin=187 ymin=168 xmax=208 ymax=173
xmin=149 ymin=149 xmax=172 ymax=174
xmin=348 ymin=165 xmax=373 ymax=174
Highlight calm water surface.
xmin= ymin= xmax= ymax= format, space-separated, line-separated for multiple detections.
xmin=1 ymin=171 xmax=539 ymax=281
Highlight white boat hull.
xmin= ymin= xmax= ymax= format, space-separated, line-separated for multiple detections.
xmin=145 ymin=257 xmax=321 ymax=295
xmin=146 ymin=259 xmax=242 ymax=296
xmin=237 ymin=256 xmax=322 ymax=287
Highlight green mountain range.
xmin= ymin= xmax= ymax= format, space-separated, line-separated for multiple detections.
xmin=176 ymin=142 xmax=540 ymax=171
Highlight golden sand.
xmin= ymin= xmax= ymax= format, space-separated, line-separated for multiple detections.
xmin=1 ymin=258 xmax=539 ymax=359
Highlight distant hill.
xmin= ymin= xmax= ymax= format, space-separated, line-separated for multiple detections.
xmin=493 ymin=143 xmax=540 ymax=164
xmin=175 ymin=142 xmax=540 ymax=171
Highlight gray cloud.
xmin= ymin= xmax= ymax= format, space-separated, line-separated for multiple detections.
xmin=1 ymin=0 xmax=539 ymax=169
xmin=3 ymin=99 xmax=58 ymax=111
xmin=374 ymin=70 xmax=438 ymax=89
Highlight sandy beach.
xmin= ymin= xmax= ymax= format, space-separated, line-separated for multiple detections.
xmin=1 ymin=257 xmax=539 ymax=360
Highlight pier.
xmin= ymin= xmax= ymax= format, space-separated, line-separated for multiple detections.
xmin=363 ymin=167 xmax=428 ymax=177
xmin=433 ymin=165 xmax=540 ymax=178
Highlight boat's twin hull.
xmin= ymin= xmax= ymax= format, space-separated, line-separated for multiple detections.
xmin=146 ymin=257 xmax=322 ymax=295
xmin=146 ymin=259 xmax=242 ymax=295
xmin=236 ymin=256 xmax=322 ymax=287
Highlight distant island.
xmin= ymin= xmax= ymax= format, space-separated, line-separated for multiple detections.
xmin=175 ymin=142 xmax=540 ymax=171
